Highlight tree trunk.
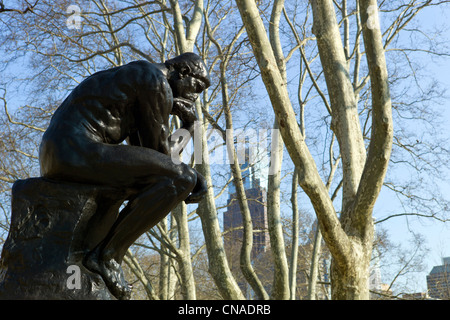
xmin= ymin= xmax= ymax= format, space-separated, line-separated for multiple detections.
xmin=312 ymin=0 xmax=393 ymax=300
xmin=307 ymin=225 xmax=322 ymax=300
xmin=289 ymin=168 xmax=299 ymax=300
xmin=267 ymin=0 xmax=290 ymax=300
xmin=330 ymin=239 xmax=372 ymax=300
xmin=168 ymin=216 xmax=178 ymax=299
xmin=172 ymin=202 xmax=196 ymax=300
xmin=195 ymin=103 xmax=245 ymax=300
xmin=267 ymin=120 xmax=289 ymax=300
xmin=235 ymin=0 xmax=392 ymax=299
xmin=310 ymin=0 xmax=366 ymax=214
xmin=158 ymin=217 xmax=170 ymax=300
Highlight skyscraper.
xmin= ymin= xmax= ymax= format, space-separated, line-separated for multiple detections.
xmin=427 ymin=257 xmax=450 ymax=299
xmin=223 ymin=154 xmax=269 ymax=260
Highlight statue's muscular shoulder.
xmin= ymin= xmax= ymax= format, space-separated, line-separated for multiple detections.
xmin=76 ymin=60 xmax=169 ymax=102
xmin=113 ymin=60 xmax=173 ymax=115
xmin=122 ymin=61 xmax=169 ymax=92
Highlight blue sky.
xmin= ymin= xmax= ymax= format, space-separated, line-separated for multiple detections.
xmin=372 ymin=3 xmax=450 ymax=293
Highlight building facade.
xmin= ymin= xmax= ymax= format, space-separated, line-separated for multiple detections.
xmin=223 ymin=162 xmax=270 ymax=259
xmin=427 ymin=257 xmax=450 ymax=299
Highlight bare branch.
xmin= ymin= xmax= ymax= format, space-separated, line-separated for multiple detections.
xmin=1 ymin=89 xmax=45 ymax=132
xmin=0 ymin=0 xmax=39 ymax=14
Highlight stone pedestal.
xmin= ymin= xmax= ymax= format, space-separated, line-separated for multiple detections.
xmin=0 ymin=178 xmax=129 ymax=299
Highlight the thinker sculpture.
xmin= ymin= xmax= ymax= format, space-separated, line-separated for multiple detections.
xmin=0 ymin=52 xmax=210 ymax=300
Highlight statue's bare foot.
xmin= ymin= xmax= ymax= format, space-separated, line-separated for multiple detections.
xmin=84 ymin=248 xmax=132 ymax=300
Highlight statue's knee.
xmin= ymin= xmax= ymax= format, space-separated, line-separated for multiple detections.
xmin=177 ymin=164 xmax=196 ymax=192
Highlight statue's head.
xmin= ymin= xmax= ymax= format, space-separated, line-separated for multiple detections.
xmin=165 ymin=52 xmax=211 ymax=123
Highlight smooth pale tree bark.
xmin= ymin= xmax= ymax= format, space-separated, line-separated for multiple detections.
xmin=168 ymin=0 xmax=203 ymax=53
xmin=167 ymin=216 xmax=179 ymax=299
xmin=267 ymin=0 xmax=290 ymax=300
xmin=235 ymin=0 xmax=393 ymax=299
xmin=313 ymin=0 xmax=393 ymax=299
xmin=307 ymin=226 xmax=322 ymax=300
xmin=195 ymin=100 xmax=246 ymax=300
xmin=289 ymin=168 xmax=299 ymax=300
xmin=267 ymin=119 xmax=290 ymax=300
xmin=157 ymin=216 xmax=178 ymax=300
xmin=311 ymin=1 xmax=366 ymax=215
xmin=158 ymin=217 xmax=170 ymax=300
xmin=172 ymin=203 xmax=196 ymax=299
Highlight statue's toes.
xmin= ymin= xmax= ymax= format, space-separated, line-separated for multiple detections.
xmin=111 ymin=281 xmax=132 ymax=300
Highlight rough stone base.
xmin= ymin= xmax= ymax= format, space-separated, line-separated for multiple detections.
xmin=0 ymin=178 xmax=129 ymax=300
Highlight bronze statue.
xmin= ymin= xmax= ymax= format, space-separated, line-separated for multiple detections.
xmin=39 ymin=52 xmax=211 ymax=299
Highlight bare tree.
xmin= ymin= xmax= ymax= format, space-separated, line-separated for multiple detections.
xmin=235 ymin=0 xmax=438 ymax=299
xmin=0 ymin=0 xmax=39 ymax=14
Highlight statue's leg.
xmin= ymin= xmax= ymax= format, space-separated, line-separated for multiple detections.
xmin=42 ymin=139 xmax=198 ymax=299
xmin=104 ymin=173 xmax=195 ymax=263
xmin=81 ymin=151 xmax=196 ymax=299
xmin=84 ymin=174 xmax=195 ymax=300
xmin=79 ymin=142 xmax=197 ymax=259
xmin=41 ymin=139 xmax=193 ymax=189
